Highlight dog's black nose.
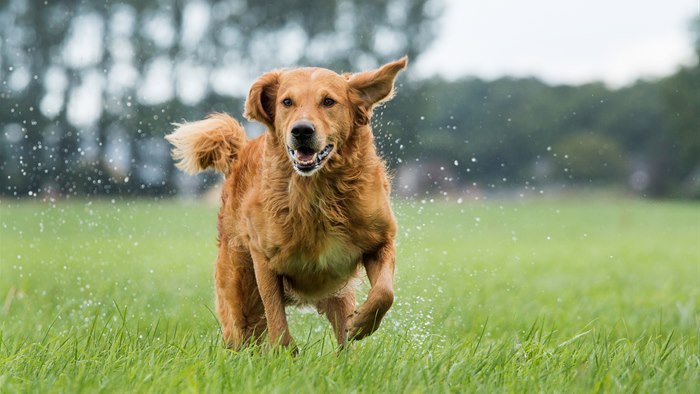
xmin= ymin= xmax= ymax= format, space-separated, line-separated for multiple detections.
xmin=291 ymin=121 xmax=315 ymax=141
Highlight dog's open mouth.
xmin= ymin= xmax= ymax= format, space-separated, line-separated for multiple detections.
xmin=287 ymin=144 xmax=334 ymax=175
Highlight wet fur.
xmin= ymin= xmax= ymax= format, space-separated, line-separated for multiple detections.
xmin=166 ymin=57 xmax=407 ymax=349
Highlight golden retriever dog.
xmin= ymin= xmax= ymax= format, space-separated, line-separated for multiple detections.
xmin=166 ymin=57 xmax=407 ymax=350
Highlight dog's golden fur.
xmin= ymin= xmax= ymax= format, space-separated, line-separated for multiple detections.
xmin=166 ymin=57 xmax=407 ymax=349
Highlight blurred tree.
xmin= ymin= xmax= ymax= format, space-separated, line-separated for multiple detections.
xmin=551 ymin=132 xmax=626 ymax=184
xmin=658 ymin=16 xmax=700 ymax=197
xmin=0 ymin=0 xmax=75 ymax=196
xmin=383 ymin=72 xmax=694 ymax=197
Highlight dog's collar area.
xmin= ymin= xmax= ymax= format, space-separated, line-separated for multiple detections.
xmin=287 ymin=144 xmax=334 ymax=175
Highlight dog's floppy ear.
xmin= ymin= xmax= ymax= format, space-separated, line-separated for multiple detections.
xmin=244 ymin=71 xmax=281 ymax=130
xmin=348 ymin=56 xmax=408 ymax=125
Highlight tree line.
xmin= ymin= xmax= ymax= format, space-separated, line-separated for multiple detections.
xmin=382 ymin=60 xmax=699 ymax=198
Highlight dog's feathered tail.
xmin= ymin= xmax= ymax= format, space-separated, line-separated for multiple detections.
xmin=165 ymin=113 xmax=247 ymax=174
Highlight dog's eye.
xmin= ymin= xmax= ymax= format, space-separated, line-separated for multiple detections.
xmin=282 ymin=98 xmax=293 ymax=107
xmin=322 ymin=97 xmax=336 ymax=107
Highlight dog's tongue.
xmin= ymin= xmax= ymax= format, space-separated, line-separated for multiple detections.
xmin=295 ymin=148 xmax=315 ymax=162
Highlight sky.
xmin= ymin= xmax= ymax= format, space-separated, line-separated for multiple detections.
xmin=414 ymin=0 xmax=699 ymax=87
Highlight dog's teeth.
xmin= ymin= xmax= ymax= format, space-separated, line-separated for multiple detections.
xmin=316 ymin=145 xmax=333 ymax=162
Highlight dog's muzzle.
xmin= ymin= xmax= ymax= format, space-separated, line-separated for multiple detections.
xmin=286 ymin=121 xmax=334 ymax=176
xmin=287 ymin=144 xmax=334 ymax=175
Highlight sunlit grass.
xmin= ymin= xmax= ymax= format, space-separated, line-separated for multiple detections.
xmin=1 ymin=196 xmax=698 ymax=391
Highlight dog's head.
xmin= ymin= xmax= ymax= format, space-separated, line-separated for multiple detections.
xmin=244 ymin=57 xmax=407 ymax=176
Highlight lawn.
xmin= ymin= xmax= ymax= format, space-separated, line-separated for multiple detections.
xmin=0 ymin=196 xmax=698 ymax=392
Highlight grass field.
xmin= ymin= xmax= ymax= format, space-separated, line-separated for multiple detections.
xmin=0 ymin=196 xmax=698 ymax=392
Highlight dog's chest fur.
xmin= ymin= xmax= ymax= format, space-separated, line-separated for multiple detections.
xmin=285 ymin=235 xmax=361 ymax=275
xmin=263 ymin=192 xmax=369 ymax=301
xmin=265 ymin=174 xmax=367 ymax=276
xmin=273 ymin=234 xmax=362 ymax=303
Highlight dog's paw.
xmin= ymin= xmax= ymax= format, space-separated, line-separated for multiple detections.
xmin=280 ymin=334 xmax=297 ymax=349
xmin=268 ymin=335 xmax=299 ymax=356
xmin=346 ymin=310 xmax=382 ymax=341
xmin=283 ymin=343 xmax=300 ymax=356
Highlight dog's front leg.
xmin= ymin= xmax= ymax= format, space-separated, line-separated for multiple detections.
xmin=348 ymin=240 xmax=396 ymax=340
xmin=317 ymin=292 xmax=355 ymax=347
xmin=250 ymin=248 xmax=295 ymax=349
